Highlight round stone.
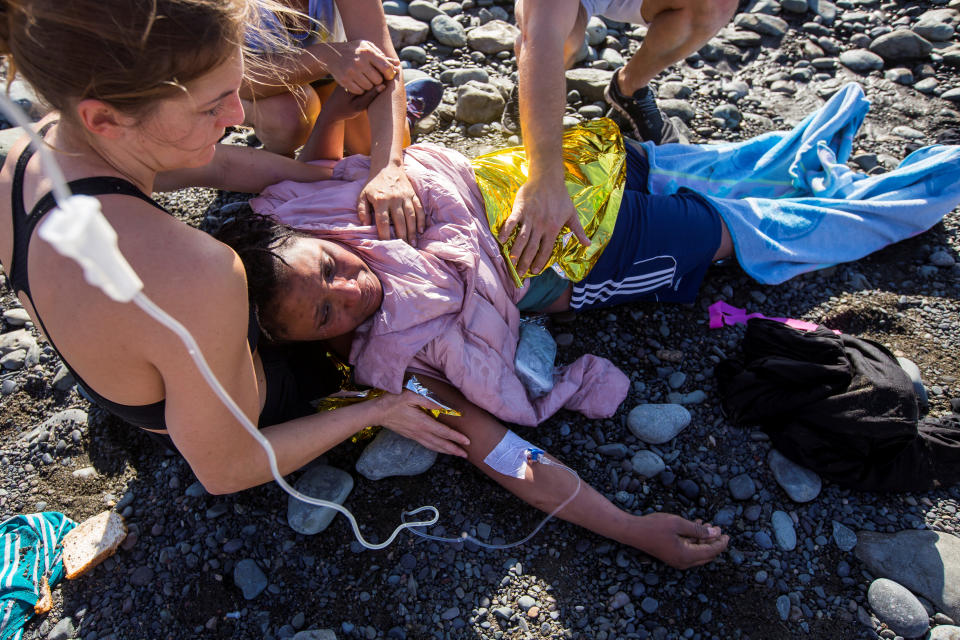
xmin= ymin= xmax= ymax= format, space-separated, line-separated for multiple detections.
xmin=867 ymin=578 xmax=930 ymax=639
xmin=771 ymin=511 xmax=797 ymax=551
xmin=729 ymin=473 xmax=756 ymax=500
xmin=630 ymin=450 xmax=665 ymax=478
xmin=626 ymin=404 xmax=691 ymax=444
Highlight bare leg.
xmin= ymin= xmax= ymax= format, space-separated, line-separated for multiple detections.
xmin=617 ymin=0 xmax=738 ymax=94
xmin=514 ymin=0 xmax=588 ymax=70
xmin=713 ymin=219 xmax=734 ymax=260
xmin=242 ymin=84 xmax=321 ymax=156
xmin=422 ymin=377 xmax=729 ymax=569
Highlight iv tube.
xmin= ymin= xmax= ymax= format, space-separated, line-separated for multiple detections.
xmin=2 ymin=93 xmax=581 ymax=553
xmin=1 ymin=92 xmax=437 ymax=550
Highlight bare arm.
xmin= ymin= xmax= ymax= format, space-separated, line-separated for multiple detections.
xmin=501 ymin=0 xmax=590 ymax=275
xmin=298 ymin=87 xmax=381 ymax=163
xmin=337 ymin=0 xmax=425 ymax=245
xmin=154 ymin=144 xmax=333 ymax=193
xmin=156 ymin=246 xmax=467 ymax=494
xmin=418 ymin=376 xmax=729 ymax=569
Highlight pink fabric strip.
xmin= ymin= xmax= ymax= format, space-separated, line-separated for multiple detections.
xmin=708 ymin=300 xmax=838 ymax=333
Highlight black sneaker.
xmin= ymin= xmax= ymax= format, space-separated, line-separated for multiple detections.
xmin=501 ymin=84 xmax=521 ymax=136
xmin=604 ymin=74 xmax=680 ymax=144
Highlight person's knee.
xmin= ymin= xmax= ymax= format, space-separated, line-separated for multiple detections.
xmin=562 ymin=4 xmax=589 ymax=67
xmin=686 ymin=0 xmax=737 ymax=37
xmin=251 ymin=88 xmax=320 ymax=155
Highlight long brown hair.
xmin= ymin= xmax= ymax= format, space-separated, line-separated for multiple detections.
xmin=0 ymin=0 xmax=296 ymax=118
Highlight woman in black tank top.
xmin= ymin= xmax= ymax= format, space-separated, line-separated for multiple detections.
xmin=0 ymin=0 xmax=468 ymax=494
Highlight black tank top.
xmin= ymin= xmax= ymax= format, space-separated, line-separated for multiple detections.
xmin=4 ymin=122 xmax=259 ymax=431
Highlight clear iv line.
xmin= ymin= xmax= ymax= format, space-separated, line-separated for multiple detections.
xmin=1 ymin=92 xmax=583 ymax=553
xmin=402 ymin=455 xmax=582 ymax=550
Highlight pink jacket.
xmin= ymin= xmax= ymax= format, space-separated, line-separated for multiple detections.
xmin=250 ymin=144 xmax=628 ymax=426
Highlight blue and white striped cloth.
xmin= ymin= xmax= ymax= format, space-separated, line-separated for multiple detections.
xmin=1 ymin=513 xmax=76 ymax=640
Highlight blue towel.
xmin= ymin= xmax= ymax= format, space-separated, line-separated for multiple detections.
xmin=1 ymin=513 xmax=76 ymax=640
xmin=642 ymin=83 xmax=960 ymax=284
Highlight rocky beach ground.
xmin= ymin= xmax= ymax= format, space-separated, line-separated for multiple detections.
xmin=3 ymin=0 xmax=960 ymax=638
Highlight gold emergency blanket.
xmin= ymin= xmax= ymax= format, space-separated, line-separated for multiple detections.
xmin=471 ymin=117 xmax=626 ymax=287
xmin=314 ymin=354 xmax=461 ymax=442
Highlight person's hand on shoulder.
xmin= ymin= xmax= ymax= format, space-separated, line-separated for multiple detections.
xmin=373 ymin=389 xmax=471 ymax=457
xmin=499 ymin=171 xmax=590 ymax=276
xmin=317 ymin=39 xmax=401 ymax=94
xmin=357 ymin=164 xmax=425 ymax=246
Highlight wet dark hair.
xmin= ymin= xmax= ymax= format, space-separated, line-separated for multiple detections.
xmin=208 ymin=204 xmax=305 ymax=341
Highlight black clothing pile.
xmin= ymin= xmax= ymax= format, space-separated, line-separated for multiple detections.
xmin=717 ymin=319 xmax=960 ymax=492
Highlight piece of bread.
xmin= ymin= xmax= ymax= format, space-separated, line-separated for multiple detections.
xmin=34 ymin=576 xmax=52 ymax=614
xmin=61 ymin=511 xmax=127 ymax=580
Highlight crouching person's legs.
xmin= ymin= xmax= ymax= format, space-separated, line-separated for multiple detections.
xmin=420 ymin=377 xmax=729 ymax=569
xmin=242 ymin=85 xmax=321 ymax=156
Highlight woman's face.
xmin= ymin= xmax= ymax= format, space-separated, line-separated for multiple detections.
xmin=269 ymin=236 xmax=384 ymax=341
xmin=135 ymin=48 xmax=245 ymax=169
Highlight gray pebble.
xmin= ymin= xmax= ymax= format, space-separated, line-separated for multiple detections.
xmin=641 ymin=597 xmax=658 ymax=614
xmin=867 ymin=578 xmax=930 ymax=638
xmin=287 ymin=465 xmax=354 ymax=535
xmin=832 ymin=521 xmax=858 ymax=551
xmin=930 ymin=250 xmax=956 ymax=267
xmin=356 ymin=429 xmax=437 ymax=480
xmin=768 ymin=449 xmax=821 ymax=502
xmin=772 ymin=510 xmax=797 ymax=551
xmin=627 ymin=404 xmax=690 ymax=444
xmin=430 ymin=14 xmax=467 ymax=48
xmin=729 ymin=473 xmax=756 ymax=500
xmin=630 ymin=450 xmax=665 ymax=478
xmin=47 ymin=617 xmax=75 ymax=640
xmin=292 ymin=632 xmax=337 ymax=640
xmin=234 ymin=559 xmax=268 ymax=600
xmin=839 ymin=48 xmax=884 ymax=72
xmin=776 ymin=595 xmax=791 ymax=621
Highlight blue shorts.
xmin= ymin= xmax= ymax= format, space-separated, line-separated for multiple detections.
xmin=570 ymin=145 xmax=722 ymax=310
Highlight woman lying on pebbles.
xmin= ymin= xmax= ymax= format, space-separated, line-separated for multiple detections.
xmin=212 ymin=82 xmax=960 ymax=568
xmin=0 ymin=0 xmax=469 ymax=496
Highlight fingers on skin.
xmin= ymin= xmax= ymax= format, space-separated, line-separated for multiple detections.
xmin=390 ymin=206 xmax=409 ymax=244
xmin=402 ymin=200 xmax=418 ymax=247
xmin=412 ymin=194 xmax=425 ymax=234
xmin=356 ymin=196 xmax=370 ymax=224
xmin=423 ymin=434 xmax=468 ymax=457
xmin=354 ymin=73 xmax=375 ymax=93
xmin=375 ymin=57 xmax=398 ymax=80
xmin=374 ymin=203 xmax=392 ymax=240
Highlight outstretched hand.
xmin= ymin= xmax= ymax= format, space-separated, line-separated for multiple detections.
xmin=375 ymin=389 xmax=470 ymax=457
xmin=498 ymin=173 xmax=590 ymax=276
xmin=638 ymin=513 xmax=729 ymax=569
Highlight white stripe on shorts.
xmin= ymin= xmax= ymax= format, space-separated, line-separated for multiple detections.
xmin=572 ymin=256 xmax=677 ymax=307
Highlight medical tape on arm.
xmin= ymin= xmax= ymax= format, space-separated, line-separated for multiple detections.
xmin=483 ymin=429 xmax=542 ymax=478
